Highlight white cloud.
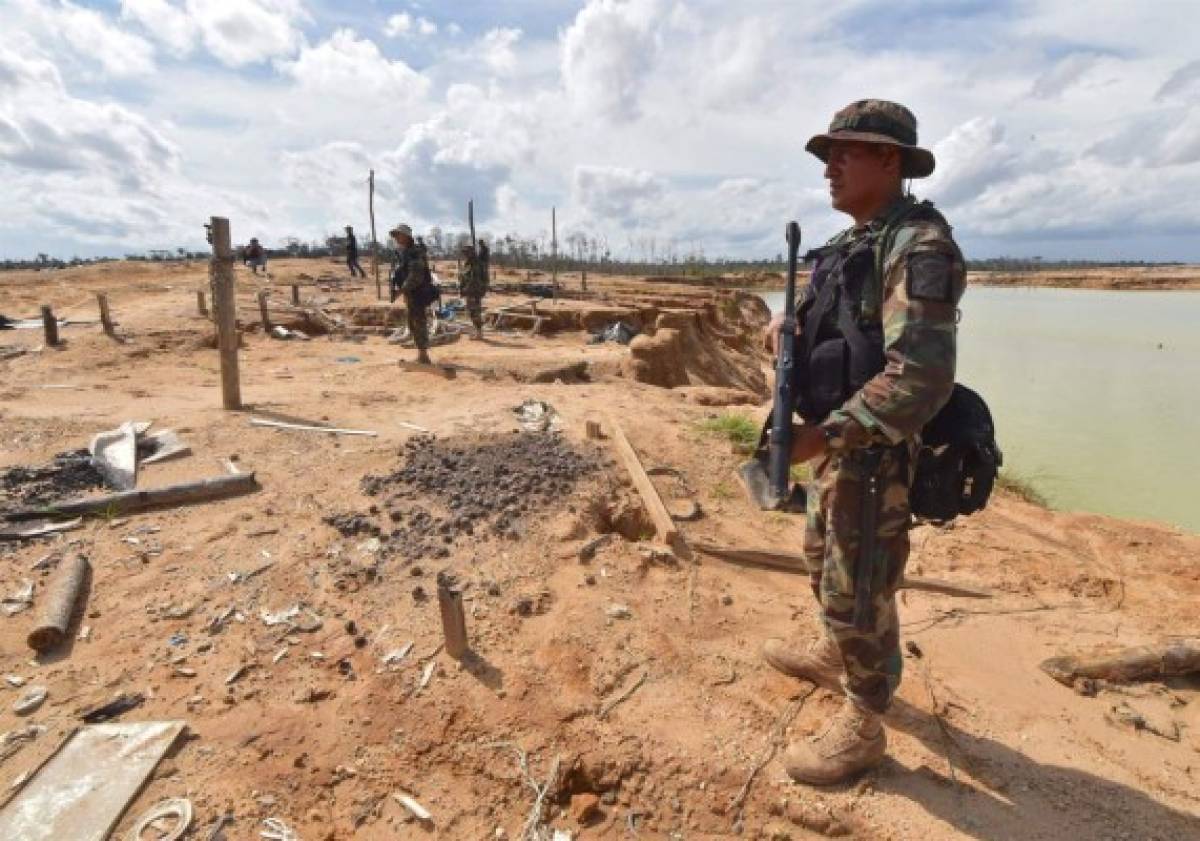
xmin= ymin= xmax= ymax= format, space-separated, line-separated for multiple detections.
xmin=120 ymin=0 xmax=197 ymax=55
xmin=280 ymin=29 xmax=430 ymax=101
xmin=17 ymin=0 xmax=158 ymax=78
xmin=384 ymin=12 xmax=437 ymax=39
xmin=561 ymin=0 xmax=664 ymax=122
xmin=185 ymin=0 xmax=306 ymax=67
xmin=480 ymin=28 xmax=522 ymax=75
xmin=572 ymin=165 xmax=665 ymax=226
xmin=926 ymin=118 xmax=1020 ymax=208
xmin=1156 ymin=59 xmax=1200 ymax=102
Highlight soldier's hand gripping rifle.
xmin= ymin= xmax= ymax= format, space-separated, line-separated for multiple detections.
xmin=738 ymin=222 xmax=805 ymax=512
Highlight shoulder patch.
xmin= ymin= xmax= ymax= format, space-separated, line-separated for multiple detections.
xmin=905 ymin=251 xmax=955 ymax=303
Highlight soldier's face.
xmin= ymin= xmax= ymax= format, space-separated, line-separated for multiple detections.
xmin=824 ymin=141 xmax=897 ymax=215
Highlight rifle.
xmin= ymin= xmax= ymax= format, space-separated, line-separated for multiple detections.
xmin=738 ymin=221 xmax=805 ymax=512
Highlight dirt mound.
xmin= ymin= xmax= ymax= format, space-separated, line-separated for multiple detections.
xmin=328 ymin=432 xmax=606 ymax=562
xmin=621 ymin=294 xmax=770 ymax=398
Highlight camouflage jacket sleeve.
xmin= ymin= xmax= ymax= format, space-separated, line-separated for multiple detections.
xmin=400 ymin=249 xmax=429 ymax=294
xmin=826 ymin=221 xmax=967 ymax=445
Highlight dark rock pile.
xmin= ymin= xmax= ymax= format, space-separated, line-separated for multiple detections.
xmin=0 ymin=450 xmax=105 ymax=509
xmin=326 ymin=432 xmax=602 ymax=561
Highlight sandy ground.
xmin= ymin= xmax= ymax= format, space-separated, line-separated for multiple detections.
xmin=1 ymin=258 xmax=1198 ymax=840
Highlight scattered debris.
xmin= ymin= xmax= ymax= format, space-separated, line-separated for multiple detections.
xmin=4 ymin=675 xmax=25 ymax=687
xmin=124 ymin=796 xmax=193 ymax=841
xmin=260 ymin=604 xmax=323 ymax=632
xmin=393 ymin=792 xmax=433 ymax=823
xmin=89 ymin=421 xmax=145 ymax=490
xmin=2 ymin=580 xmax=34 ymax=616
xmin=419 ymin=661 xmax=436 ymax=690
xmin=382 ymin=641 xmax=414 ymax=667
xmin=0 ymin=720 xmax=186 ymax=841
xmin=270 ymin=326 xmax=310 ymax=341
xmin=606 ymin=603 xmax=632 ymax=620
xmin=0 ymin=451 xmax=105 ymax=511
xmin=605 ymin=417 xmax=679 ymax=546
xmin=13 ymin=686 xmax=48 ymax=716
xmin=578 ymin=533 xmax=613 ymax=562
xmin=0 ymin=724 xmax=44 ymax=766
xmin=667 ymin=499 xmax=703 ymax=522
xmin=4 ymin=472 xmax=259 ymax=521
xmin=0 ymin=517 xmax=83 ymax=542
xmin=1107 ymin=701 xmax=1181 ymax=741
xmin=598 ymin=670 xmax=647 ymax=719
xmin=139 ymin=429 xmax=191 ymax=465
xmin=81 ymin=693 xmax=146 ymax=724
xmin=588 ymin=321 xmax=639 ymax=345
xmin=513 ymin=399 xmax=563 ymax=433
xmin=260 ymin=817 xmax=300 ymax=841
xmin=249 ymin=418 xmax=377 ymax=437
xmin=1041 ymin=640 xmax=1200 ymax=686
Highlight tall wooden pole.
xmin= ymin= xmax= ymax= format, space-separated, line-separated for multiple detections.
xmin=551 ymin=206 xmax=558 ymax=299
xmin=97 ymin=293 xmax=114 ymax=335
xmin=41 ymin=305 xmax=58 ymax=346
xmin=210 ymin=216 xmax=242 ymax=410
xmin=369 ymin=169 xmax=381 ymax=301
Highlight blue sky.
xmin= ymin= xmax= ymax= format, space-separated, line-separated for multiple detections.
xmin=3 ymin=0 xmax=1200 ymax=261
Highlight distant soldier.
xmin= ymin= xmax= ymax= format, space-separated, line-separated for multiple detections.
xmin=458 ymin=243 xmax=489 ymax=339
xmin=344 ymin=225 xmax=365 ymax=279
xmin=389 ymin=223 xmax=436 ymax=365
xmin=762 ymin=100 xmax=967 ymax=785
xmin=244 ymin=238 xmax=266 ymax=275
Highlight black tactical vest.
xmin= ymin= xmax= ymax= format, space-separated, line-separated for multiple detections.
xmin=794 ymin=199 xmax=950 ymax=424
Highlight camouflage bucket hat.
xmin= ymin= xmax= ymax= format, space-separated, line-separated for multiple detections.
xmin=805 ymin=100 xmax=936 ymax=179
xmin=390 ymin=223 xmax=413 ymax=238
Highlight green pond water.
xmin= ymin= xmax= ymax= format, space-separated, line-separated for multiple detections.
xmin=758 ymin=286 xmax=1200 ymax=533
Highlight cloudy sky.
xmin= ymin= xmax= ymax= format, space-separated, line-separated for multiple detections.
xmin=3 ymin=0 xmax=1200 ymax=261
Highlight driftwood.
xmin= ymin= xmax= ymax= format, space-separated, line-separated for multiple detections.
xmin=1040 ymin=641 xmax=1200 ymax=687
xmin=606 ymin=416 xmax=679 ymax=546
xmin=5 ymin=472 xmax=258 ymax=521
xmin=27 ymin=554 xmax=89 ymax=652
xmin=690 ymin=541 xmax=993 ymax=599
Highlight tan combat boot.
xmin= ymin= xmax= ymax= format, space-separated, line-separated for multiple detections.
xmin=761 ymin=634 xmax=844 ymax=693
xmin=784 ymin=699 xmax=886 ymax=785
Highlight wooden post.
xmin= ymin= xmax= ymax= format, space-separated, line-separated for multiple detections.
xmin=41 ymin=305 xmax=58 ymax=346
xmin=97 ymin=293 xmax=114 ymax=334
xmin=369 ymin=169 xmax=381 ymax=300
xmin=27 ymin=554 xmax=89 ymax=653
xmin=197 ymin=290 xmax=208 ymax=317
xmin=257 ymin=290 xmax=272 ymax=332
xmin=551 ymin=206 xmax=558 ymax=299
xmin=437 ymin=576 xmax=468 ymax=659
xmin=582 ymin=267 xmax=588 ymax=293
xmin=210 ymin=216 xmax=242 ymax=410
xmin=291 ymin=284 xmax=300 ymax=305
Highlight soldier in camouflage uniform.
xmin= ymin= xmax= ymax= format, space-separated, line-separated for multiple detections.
xmin=457 ymin=243 xmax=489 ymax=339
xmin=761 ymin=100 xmax=967 ymax=784
xmin=389 ymin=223 xmax=434 ymax=365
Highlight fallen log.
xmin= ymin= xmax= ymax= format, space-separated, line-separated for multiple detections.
xmin=606 ymin=416 xmax=679 ymax=546
xmin=1040 ymin=641 xmax=1200 ymax=687
xmin=4 ymin=472 xmax=258 ymax=521
xmin=690 ymin=541 xmax=993 ymax=599
xmin=27 ymin=554 xmax=90 ymax=652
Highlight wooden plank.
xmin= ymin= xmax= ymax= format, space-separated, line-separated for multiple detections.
xmin=605 ymin=416 xmax=679 ymax=546
xmin=257 ymin=290 xmax=272 ymax=331
xmin=249 ymin=418 xmax=377 ymax=437
xmin=5 ymin=472 xmax=258 ymax=521
xmin=689 ymin=541 xmax=993 ymax=599
xmin=96 ymin=293 xmax=113 ymax=334
xmin=41 ymin=306 xmax=58 ymax=346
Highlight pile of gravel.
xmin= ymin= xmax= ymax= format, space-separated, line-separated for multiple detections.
xmin=326 ymin=432 xmax=601 ymax=561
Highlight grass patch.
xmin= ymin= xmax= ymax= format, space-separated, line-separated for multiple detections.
xmin=996 ymin=470 xmax=1050 ymax=508
xmin=697 ymin=412 xmax=759 ymax=451
xmin=710 ymin=480 xmax=736 ymax=501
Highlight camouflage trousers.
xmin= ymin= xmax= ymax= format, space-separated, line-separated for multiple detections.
xmin=404 ymin=297 xmax=430 ymax=351
xmin=465 ymin=295 xmax=484 ymax=330
xmin=802 ymin=442 xmax=914 ymax=714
